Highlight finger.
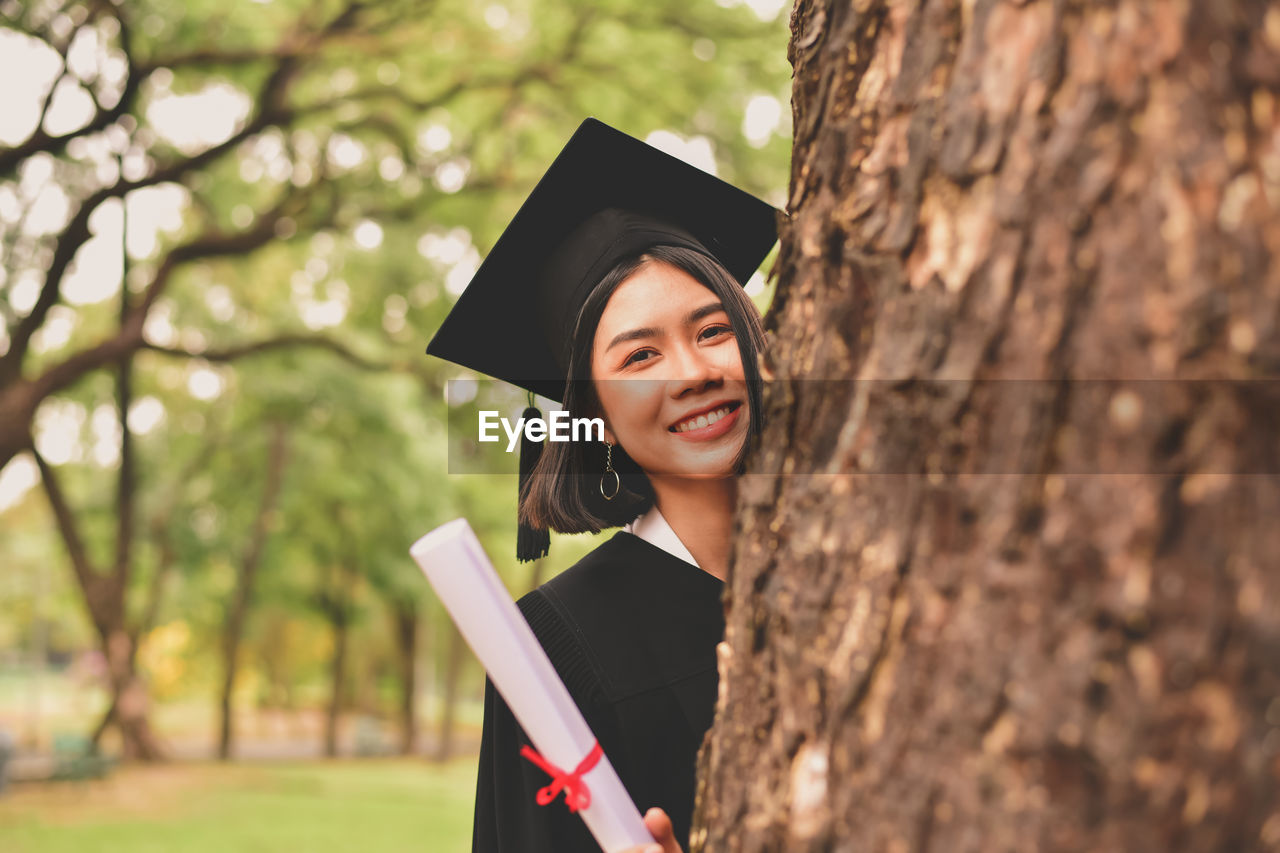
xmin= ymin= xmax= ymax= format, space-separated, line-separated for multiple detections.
xmin=642 ymin=807 xmax=683 ymax=853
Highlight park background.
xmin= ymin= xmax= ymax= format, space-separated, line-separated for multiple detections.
xmin=0 ymin=0 xmax=793 ymax=849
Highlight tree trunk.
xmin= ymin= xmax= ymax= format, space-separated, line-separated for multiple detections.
xmin=260 ymin=615 xmax=293 ymax=709
xmin=100 ymin=627 xmax=165 ymax=761
xmin=323 ymin=560 xmax=359 ymax=759
xmin=36 ymin=239 xmax=165 ymax=762
xmin=393 ymin=601 xmax=419 ymax=755
xmin=137 ymin=534 xmax=175 ymax=642
xmin=324 ymin=610 xmax=349 ymax=759
xmin=217 ymin=421 xmax=289 ymax=760
xmin=34 ymin=450 xmax=165 ymax=761
xmin=696 ymin=2 xmax=1279 ymax=852
xmin=433 ymin=626 xmax=465 ymax=762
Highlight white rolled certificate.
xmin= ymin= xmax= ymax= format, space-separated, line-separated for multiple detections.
xmin=409 ymin=518 xmax=652 ymax=852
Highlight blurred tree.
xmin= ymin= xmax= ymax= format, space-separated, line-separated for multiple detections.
xmin=697 ymin=1 xmax=1279 ymax=851
xmin=364 ymin=510 xmax=437 ymax=755
xmin=215 ymin=417 xmax=288 ymax=760
xmin=319 ymin=536 xmax=360 ymax=758
xmin=276 ymin=365 xmax=446 ymax=758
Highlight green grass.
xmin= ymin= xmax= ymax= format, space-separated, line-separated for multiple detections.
xmin=0 ymin=757 xmax=478 ymax=853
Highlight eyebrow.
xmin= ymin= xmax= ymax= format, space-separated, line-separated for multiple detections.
xmin=604 ymin=302 xmax=728 ymax=353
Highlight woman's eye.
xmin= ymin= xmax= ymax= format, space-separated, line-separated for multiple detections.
xmin=622 ymin=349 xmax=656 ymax=367
xmin=700 ymin=324 xmax=733 ymax=341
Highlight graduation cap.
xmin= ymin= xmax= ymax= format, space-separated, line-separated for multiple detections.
xmin=425 ymin=117 xmax=780 ymax=560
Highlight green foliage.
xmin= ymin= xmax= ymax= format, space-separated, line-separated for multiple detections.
xmin=0 ymin=0 xmax=790 ymax=740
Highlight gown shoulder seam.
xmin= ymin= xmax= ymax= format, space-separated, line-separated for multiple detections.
xmin=519 ymin=585 xmax=613 ymax=704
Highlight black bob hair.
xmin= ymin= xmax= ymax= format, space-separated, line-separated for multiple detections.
xmin=519 ymin=243 xmax=767 ymax=535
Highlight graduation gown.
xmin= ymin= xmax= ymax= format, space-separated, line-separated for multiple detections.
xmin=472 ymin=530 xmax=725 ymax=852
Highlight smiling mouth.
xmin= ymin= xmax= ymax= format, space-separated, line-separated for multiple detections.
xmin=669 ymin=401 xmax=742 ymax=433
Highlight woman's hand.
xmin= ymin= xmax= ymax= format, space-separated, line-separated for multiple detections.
xmin=620 ymin=807 xmax=685 ymax=853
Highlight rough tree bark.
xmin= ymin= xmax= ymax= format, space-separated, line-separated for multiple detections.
xmin=696 ymin=2 xmax=1279 ymax=851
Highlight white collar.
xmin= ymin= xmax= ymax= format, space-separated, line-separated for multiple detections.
xmin=624 ymin=505 xmax=700 ymax=569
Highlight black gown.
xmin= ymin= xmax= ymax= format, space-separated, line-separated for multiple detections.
xmin=472 ymin=530 xmax=725 ymax=852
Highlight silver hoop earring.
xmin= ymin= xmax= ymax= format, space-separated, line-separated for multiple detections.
xmin=599 ymin=441 xmax=620 ymax=501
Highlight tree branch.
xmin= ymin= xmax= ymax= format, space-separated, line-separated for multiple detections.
xmin=12 ymin=177 xmax=337 ymax=451
xmin=2 ymin=0 xmax=521 ymax=384
xmin=134 ymin=520 xmax=174 ymax=642
xmin=0 ymin=6 xmax=142 ymax=178
xmin=35 ymin=50 xmax=71 ymax=140
xmin=141 ymin=333 xmax=385 ymax=371
xmin=134 ymin=183 xmax=318 ymax=319
xmin=132 ymin=410 xmax=229 ymax=641
xmin=16 ymin=199 xmax=297 ymax=406
xmin=25 ymin=327 xmax=143 ymax=411
xmin=113 ymin=266 xmax=136 ymax=591
xmin=136 ymin=0 xmax=372 ymax=73
xmin=138 ymin=45 xmax=316 ymax=73
xmin=1 ymin=46 xmax=302 ymax=380
xmin=31 ymin=445 xmax=109 ymax=634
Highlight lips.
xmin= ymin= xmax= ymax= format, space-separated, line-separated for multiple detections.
xmin=668 ymin=400 xmax=742 ymax=433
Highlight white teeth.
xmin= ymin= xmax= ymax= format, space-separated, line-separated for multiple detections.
xmin=674 ymin=405 xmax=732 ymax=432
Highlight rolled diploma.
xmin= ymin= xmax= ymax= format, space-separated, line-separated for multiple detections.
xmin=409 ymin=518 xmax=652 ymax=852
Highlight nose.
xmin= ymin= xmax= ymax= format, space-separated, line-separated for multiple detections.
xmin=667 ymin=340 xmax=724 ymax=398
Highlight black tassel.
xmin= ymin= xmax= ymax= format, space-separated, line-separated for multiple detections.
xmin=516 ymin=405 xmax=550 ymax=562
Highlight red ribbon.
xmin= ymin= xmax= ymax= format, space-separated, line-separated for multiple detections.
xmin=519 ymin=741 xmax=603 ymax=813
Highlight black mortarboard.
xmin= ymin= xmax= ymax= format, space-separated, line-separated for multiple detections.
xmin=425 ymin=118 xmax=779 ymax=560
xmin=426 ymin=117 xmax=778 ymax=402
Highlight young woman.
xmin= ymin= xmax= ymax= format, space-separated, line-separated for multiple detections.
xmin=427 ymin=119 xmax=777 ymax=853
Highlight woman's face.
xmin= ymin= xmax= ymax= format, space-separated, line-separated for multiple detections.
xmin=589 ymin=259 xmax=750 ymax=481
